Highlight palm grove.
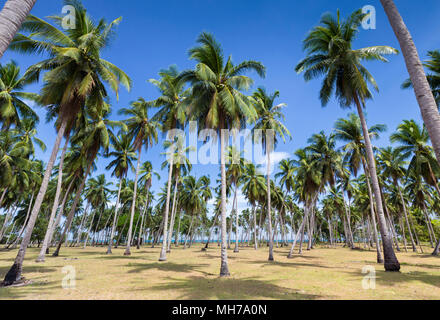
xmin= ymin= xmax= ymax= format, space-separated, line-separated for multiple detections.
xmin=1 ymin=0 xmax=440 ymax=286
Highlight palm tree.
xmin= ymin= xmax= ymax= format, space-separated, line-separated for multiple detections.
xmin=334 ymin=113 xmax=386 ymax=262
xmin=0 ymin=61 xmax=39 ymax=129
xmin=179 ymin=32 xmax=265 ymax=276
xmin=138 ymin=161 xmax=158 ymax=249
xmin=296 ymin=9 xmax=400 ymax=271
xmin=377 ymin=147 xmax=417 ymax=252
xmin=3 ymin=0 xmax=131 ymax=286
xmin=252 ymin=87 xmax=291 ymax=261
xmin=402 ymin=51 xmax=440 ymax=107
xmin=120 ymin=98 xmax=159 ymax=256
xmin=105 ymin=133 xmax=136 ymax=254
xmin=0 ymin=0 xmax=36 ymax=59
xmin=13 ymin=118 xmax=46 ymax=156
xmin=226 ymin=146 xmax=246 ymax=253
xmin=380 ymin=0 xmax=440 ymax=165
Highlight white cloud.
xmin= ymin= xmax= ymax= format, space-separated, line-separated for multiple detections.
xmin=257 ymin=151 xmax=290 ymax=175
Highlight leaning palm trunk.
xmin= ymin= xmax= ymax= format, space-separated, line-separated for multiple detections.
xmin=362 ymin=159 xmax=384 ymax=263
xmin=53 ymin=158 xmax=93 ymax=257
xmin=83 ymin=211 xmax=95 ymax=249
xmin=0 ymin=188 xmax=7 ymax=208
xmin=107 ymin=176 xmax=123 ymax=254
xmin=36 ymin=134 xmax=70 ymax=262
xmin=125 ymin=147 xmax=142 ymax=256
xmin=0 ymin=0 xmax=37 ymax=59
xmin=266 ymin=150 xmax=274 ymax=261
xmin=203 ymin=211 xmax=219 ymax=250
xmin=9 ymin=192 xmax=34 ymax=249
xmin=219 ymin=127 xmax=230 ymax=276
xmin=3 ymin=118 xmax=68 ymax=286
xmin=397 ymin=184 xmax=417 ymax=252
xmin=355 ymin=97 xmax=400 ymax=271
xmin=380 ymin=0 xmax=440 ymax=166
xmin=166 ymin=183 xmax=178 ymax=253
xmin=75 ymin=204 xmax=90 ymax=247
xmin=288 ymin=202 xmax=310 ymax=258
xmin=159 ymin=157 xmax=174 ymax=261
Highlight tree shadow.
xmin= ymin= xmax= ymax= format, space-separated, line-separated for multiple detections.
xmin=126 ymin=262 xmax=212 ymax=275
xmin=143 ymin=275 xmax=323 ymax=300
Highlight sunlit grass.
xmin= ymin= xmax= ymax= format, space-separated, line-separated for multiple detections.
xmin=0 ymin=243 xmax=439 ymax=300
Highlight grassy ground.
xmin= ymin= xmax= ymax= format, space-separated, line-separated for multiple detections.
xmin=0 ymin=243 xmax=439 ymax=300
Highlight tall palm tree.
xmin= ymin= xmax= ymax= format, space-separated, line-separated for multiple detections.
xmin=0 ymin=0 xmax=36 ymax=59
xmin=105 ymin=133 xmax=136 ymax=254
xmin=241 ymin=163 xmax=266 ymax=250
xmin=179 ymin=32 xmax=265 ymax=276
xmin=0 ymin=61 xmax=39 ymax=129
xmin=377 ymin=147 xmax=417 ymax=252
xmin=120 ymin=98 xmax=159 ymax=256
xmin=3 ymin=0 xmax=131 ymax=286
xmin=296 ymin=9 xmax=400 ymax=271
xmin=252 ymin=87 xmax=290 ymax=261
xmin=226 ymin=146 xmax=246 ymax=253
xmin=380 ymin=0 xmax=440 ymax=165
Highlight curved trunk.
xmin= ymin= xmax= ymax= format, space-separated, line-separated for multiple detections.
xmin=53 ymin=157 xmax=93 ymax=257
xmin=159 ymin=157 xmax=173 ymax=261
xmin=0 ymin=0 xmax=37 ymax=59
xmin=36 ymin=133 xmax=71 ymax=261
xmin=380 ymin=0 xmax=440 ymax=166
xmin=9 ymin=192 xmax=34 ymax=249
xmin=175 ymin=210 xmax=181 ymax=247
xmin=253 ymin=205 xmax=258 ymax=250
xmin=204 ymin=211 xmax=219 ymax=250
xmin=0 ymin=188 xmax=7 ymax=208
xmin=356 ymin=98 xmax=399 ymax=271
xmin=125 ymin=147 xmax=142 ymax=256
xmin=219 ymin=127 xmax=230 ymax=276
xmin=3 ymin=117 xmax=68 ymax=286
xmin=166 ymin=186 xmax=178 ymax=252
xmin=287 ymin=202 xmax=309 ymax=258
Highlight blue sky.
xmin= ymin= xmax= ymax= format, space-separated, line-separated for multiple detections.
xmin=2 ymin=0 xmax=440 ymax=211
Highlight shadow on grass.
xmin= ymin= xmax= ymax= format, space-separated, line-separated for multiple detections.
xmin=127 ymin=262 xmax=212 ymax=275
xmin=144 ymin=275 xmax=323 ymax=300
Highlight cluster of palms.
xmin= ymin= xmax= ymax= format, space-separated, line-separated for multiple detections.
xmin=1 ymin=0 xmax=440 ymax=287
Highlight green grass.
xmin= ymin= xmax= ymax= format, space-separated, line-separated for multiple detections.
xmin=0 ymin=243 xmax=439 ymax=300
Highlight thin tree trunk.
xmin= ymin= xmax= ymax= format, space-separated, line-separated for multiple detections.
xmin=266 ymin=150 xmax=274 ymax=261
xmin=0 ymin=0 xmax=37 ymax=59
xmin=159 ymin=157 xmax=173 ymax=261
xmin=219 ymin=127 xmax=230 ymax=276
xmin=398 ymin=183 xmax=417 ymax=252
xmin=380 ymin=0 xmax=440 ymax=167
xmin=138 ymin=189 xmax=150 ymax=250
xmin=125 ymin=147 xmax=142 ymax=256
xmin=233 ymin=184 xmax=239 ymax=253
xmin=355 ymin=97 xmax=399 ymax=271
xmin=3 ymin=117 xmax=68 ymax=286
xmin=0 ymin=188 xmax=7 ymax=208
xmin=253 ymin=205 xmax=258 ymax=250
xmin=53 ymin=157 xmax=93 ymax=257
xmin=9 ymin=192 xmax=34 ymax=249
xmin=107 ymin=176 xmax=123 ymax=254
xmin=75 ymin=203 xmax=90 ymax=247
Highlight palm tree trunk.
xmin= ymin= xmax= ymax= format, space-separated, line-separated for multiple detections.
xmin=253 ymin=205 xmax=258 ymax=250
xmin=0 ymin=0 xmax=37 ymax=59
xmin=137 ymin=190 xmax=150 ymax=250
xmin=75 ymin=203 xmax=90 ymax=247
xmin=9 ymin=192 xmax=34 ymax=249
xmin=397 ymin=183 xmax=417 ymax=252
xmin=107 ymin=176 xmax=123 ymax=254
xmin=287 ymin=202 xmax=310 ymax=258
xmin=3 ymin=117 xmax=68 ymax=286
xmin=36 ymin=133 xmax=70 ymax=261
xmin=362 ymin=158 xmax=384 ymax=263
xmin=0 ymin=188 xmax=7 ymax=208
xmin=380 ymin=0 xmax=440 ymax=166
xmin=233 ymin=184 xmax=239 ymax=253
xmin=266 ymin=150 xmax=274 ymax=261
xmin=175 ymin=210 xmax=181 ymax=247
xmin=355 ymin=97 xmax=399 ymax=271
xmin=203 ymin=211 xmax=219 ymax=250
xmin=53 ymin=157 xmax=93 ymax=257
xmin=83 ymin=211 xmax=95 ymax=249
xmin=159 ymin=157 xmax=173 ymax=261
xmin=125 ymin=147 xmax=142 ymax=256
xmin=166 ymin=185 xmax=178 ymax=253
xmin=219 ymin=126 xmax=230 ymax=276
